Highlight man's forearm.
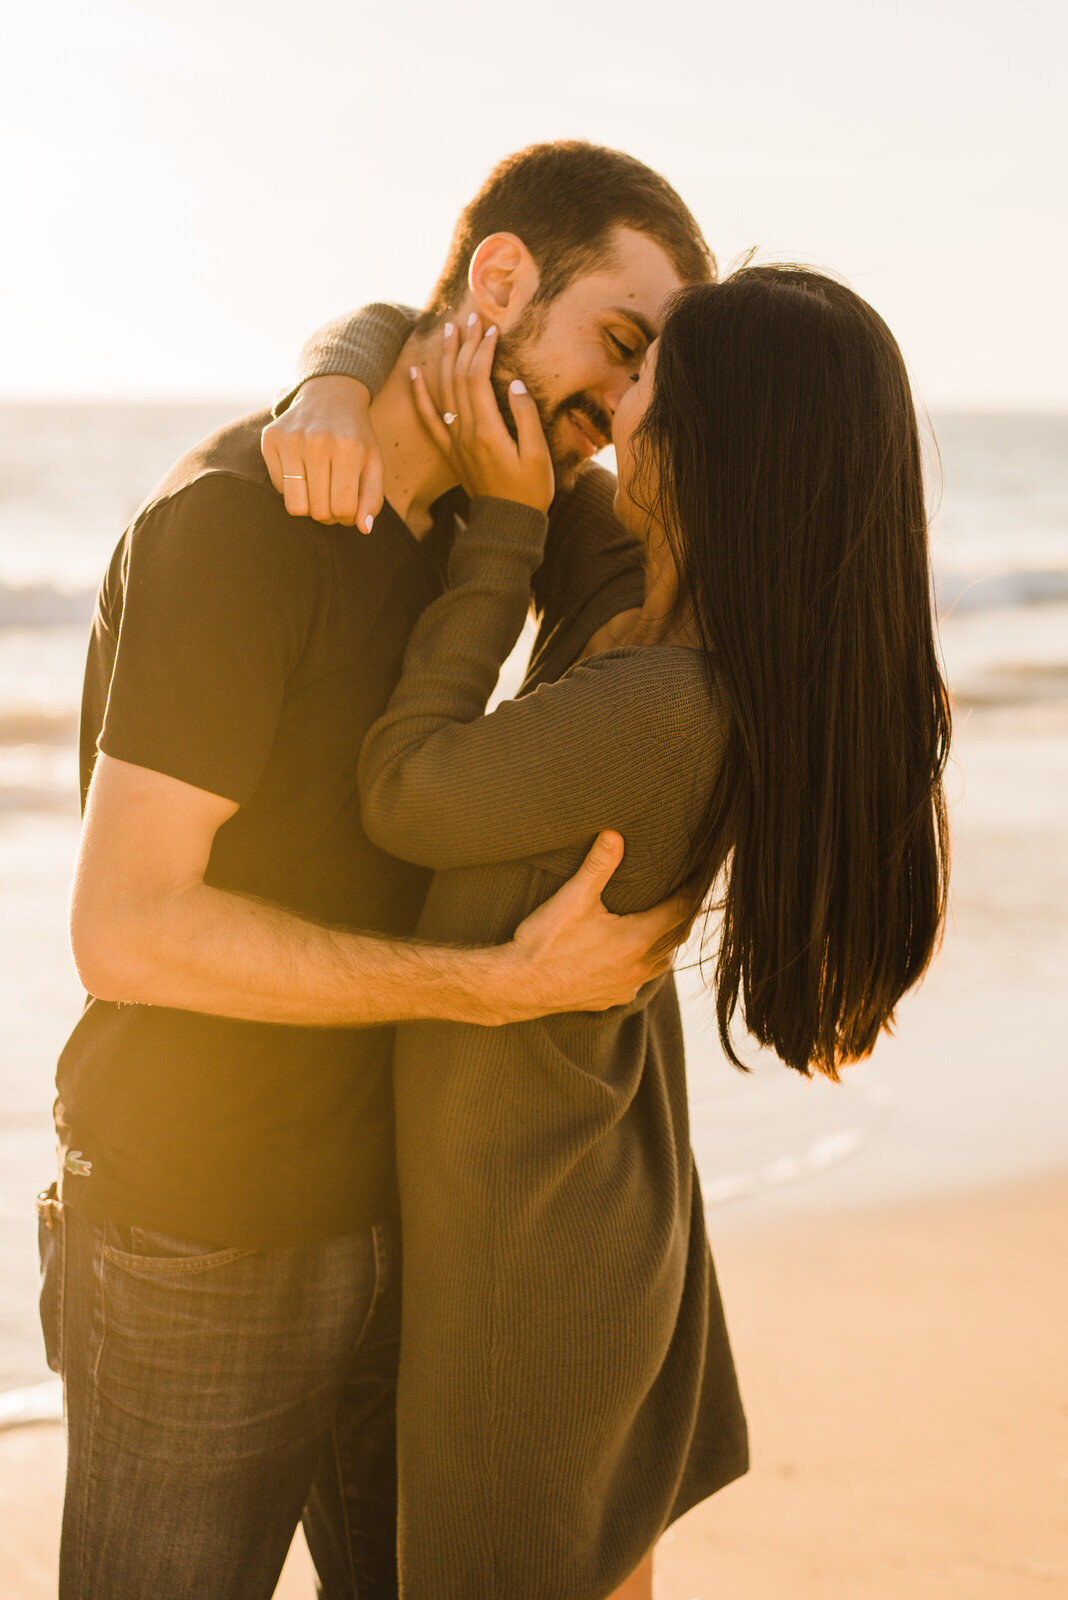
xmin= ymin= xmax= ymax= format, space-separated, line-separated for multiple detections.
xmin=74 ymin=878 xmax=519 ymax=1028
xmin=71 ymin=756 xmax=669 ymax=1025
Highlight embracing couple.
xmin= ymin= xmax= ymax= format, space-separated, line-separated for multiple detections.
xmin=40 ymin=141 xmax=950 ymax=1599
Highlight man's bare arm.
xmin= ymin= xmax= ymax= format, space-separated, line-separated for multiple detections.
xmin=70 ymin=756 xmax=682 ymax=1029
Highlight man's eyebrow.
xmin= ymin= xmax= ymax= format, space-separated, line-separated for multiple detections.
xmin=607 ymin=308 xmax=659 ymax=345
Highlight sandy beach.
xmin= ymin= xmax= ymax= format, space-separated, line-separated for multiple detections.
xmin=5 ymin=1168 xmax=1065 ymax=1598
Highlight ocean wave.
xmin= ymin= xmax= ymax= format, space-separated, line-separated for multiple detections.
xmin=0 ymin=709 xmax=79 ymax=745
xmin=936 ymin=567 xmax=1068 ymax=615
xmin=2 ymin=568 xmax=1068 ymax=633
xmin=0 ymin=582 xmax=96 ymax=628
xmin=0 ymin=784 xmax=78 ymax=814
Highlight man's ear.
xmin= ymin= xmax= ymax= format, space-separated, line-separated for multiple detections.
xmin=467 ymin=233 xmax=540 ymax=327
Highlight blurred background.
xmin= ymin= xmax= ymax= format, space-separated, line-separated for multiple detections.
xmin=1 ymin=1 xmax=1065 ymax=1594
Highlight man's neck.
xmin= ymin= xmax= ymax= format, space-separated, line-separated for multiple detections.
xmin=370 ymin=330 xmax=458 ymax=538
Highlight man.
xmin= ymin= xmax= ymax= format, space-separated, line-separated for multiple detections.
xmin=45 ymin=141 xmax=712 ymax=1598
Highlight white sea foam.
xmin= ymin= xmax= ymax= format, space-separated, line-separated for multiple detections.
xmin=0 ymin=1379 xmax=63 ymax=1431
xmin=0 ymin=582 xmax=96 ymax=629
xmin=2 ymin=565 xmax=1067 ymax=639
xmin=936 ymin=567 xmax=1068 ymax=615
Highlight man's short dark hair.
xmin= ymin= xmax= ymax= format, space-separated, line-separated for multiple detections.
xmin=423 ymin=141 xmax=714 ymax=321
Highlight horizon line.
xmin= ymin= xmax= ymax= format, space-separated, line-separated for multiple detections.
xmin=1 ymin=392 xmax=1067 ymax=419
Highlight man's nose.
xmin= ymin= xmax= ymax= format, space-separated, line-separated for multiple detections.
xmin=602 ymin=373 xmax=634 ymax=415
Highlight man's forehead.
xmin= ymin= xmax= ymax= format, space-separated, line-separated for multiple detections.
xmin=575 ymin=228 xmax=685 ymax=330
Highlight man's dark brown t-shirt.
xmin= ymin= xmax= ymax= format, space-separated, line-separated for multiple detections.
xmin=55 ymin=410 xmax=453 ymax=1248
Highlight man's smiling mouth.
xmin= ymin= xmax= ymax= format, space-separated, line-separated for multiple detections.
xmin=566 ymin=409 xmax=610 ymax=456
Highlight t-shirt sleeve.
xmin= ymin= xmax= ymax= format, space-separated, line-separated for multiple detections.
xmin=98 ymin=475 xmax=320 ymax=804
xmin=272 ymin=302 xmax=419 ymax=416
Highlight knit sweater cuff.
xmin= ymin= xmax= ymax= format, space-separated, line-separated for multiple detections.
xmin=456 ymin=497 xmax=550 ymax=581
xmin=272 ymin=302 xmax=417 ymax=416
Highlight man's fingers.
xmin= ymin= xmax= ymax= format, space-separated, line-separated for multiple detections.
xmin=572 ymin=831 xmax=625 ymax=900
xmin=634 ymin=890 xmax=700 ymax=963
xmin=355 ymin=449 xmax=384 ymax=536
xmin=639 ymin=889 xmax=694 ymax=937
xmin=639 ymin=948 xmax=676 ymax=982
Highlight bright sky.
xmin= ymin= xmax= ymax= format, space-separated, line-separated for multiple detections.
xmin=3 ymin=0 xmax=1064 ymax=408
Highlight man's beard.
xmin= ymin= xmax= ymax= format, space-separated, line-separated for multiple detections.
xmin=492 ymin=319 xmax=613 ymax=494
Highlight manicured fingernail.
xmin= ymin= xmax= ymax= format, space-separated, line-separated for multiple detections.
xmin=443 ymin=322 xmax=454 ymax=340
xmin=409 ymin=366 xmax=419 ymax=380
xmin=510 ymin=379 xmax=527 ymax=394
xmin=364 ymin=514 xmax=374 ymax=534
xmin=484 ymin=325 xmax=497 ymax=339
xmin=467 ymin=312 xmax=479 ymax=327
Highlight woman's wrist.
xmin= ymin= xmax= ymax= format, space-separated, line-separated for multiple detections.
xmin=452 ymin=497 xmax=548 ymax=584
xmin=467 ymin=495 xmax=550 ymax=535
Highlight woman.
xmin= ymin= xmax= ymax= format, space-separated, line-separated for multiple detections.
xmin=355 ymin=266 xmax=951 ymax=1599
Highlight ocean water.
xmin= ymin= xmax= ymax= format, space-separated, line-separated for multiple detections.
xmin=2 ymin=404 xmax=1067 ymax=800
xmin=1 ymin=402 xmax=1067 ymax=1395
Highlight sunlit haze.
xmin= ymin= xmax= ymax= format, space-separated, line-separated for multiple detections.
xmin=3 ymin=0 xmax=1065 ymax=408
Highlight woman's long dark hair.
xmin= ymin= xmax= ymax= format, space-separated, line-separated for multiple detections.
xmin=633 ymin=265 xmax=951 ymax=1079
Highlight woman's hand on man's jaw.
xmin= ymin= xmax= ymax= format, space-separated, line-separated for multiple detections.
xmin=410 ymin=315 xmax=555 ymax=514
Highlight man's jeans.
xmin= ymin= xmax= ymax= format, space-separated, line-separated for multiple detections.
xmin=37 ymin=1186 xmax=400 ymax=1600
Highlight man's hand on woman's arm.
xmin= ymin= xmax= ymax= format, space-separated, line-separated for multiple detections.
xmin=70 ymin=756 xmax=680 ymax=1031
xmin=506 ymin=829 xmax=685 ymax=1018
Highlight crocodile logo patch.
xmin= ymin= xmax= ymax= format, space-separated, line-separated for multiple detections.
xmin=64 ymin=1150 xmax=93 ymax=1178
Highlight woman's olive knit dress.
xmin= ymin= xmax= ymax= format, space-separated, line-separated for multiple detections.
xmin=359 ymin=496 xmax=748 ymax=1600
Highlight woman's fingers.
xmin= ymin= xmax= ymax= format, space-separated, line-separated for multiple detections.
xmin=261 ymin=428 xmax=286 ymax=496
xmin=304 ymin=444 xmax=335 ymax=524
xmin=507 ymin=379 xmax=549 ymax=460
xmin=467 ymin=324 xmax=512 ymax=443
xmin=410 ymin=365 xmax=456 ymax=460
xmin=412 ymin=311 xmax=550 ymax=507
xmin=327 ymin=447 xmax=362 ymax=527
xmin=440 ymin=320 xmax=460 ymax=425
xmin=453 ymin=314 xmax=483 ymax=435
xmin=455 ymin=313 xmax=483 ymax=380
xmin=354 ymin=449 xmax=384 ymax=536
xmin=509 ymin=381 xmax=555 ymax=507
xmin=276 ymin=451 xmax=312 ymax=519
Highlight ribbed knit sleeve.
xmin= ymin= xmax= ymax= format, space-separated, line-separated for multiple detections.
xmin=273 ymin=302 xmax=417 ymax=414
xmin=358 ymin=498 xmax=722 ymax=875
xmin=533 ymin=462 xmax=645 ymax=648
